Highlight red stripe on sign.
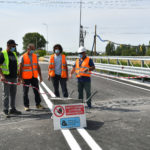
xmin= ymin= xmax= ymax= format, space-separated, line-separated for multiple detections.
xmin=65 ymin=105 xmax=84 ymax=116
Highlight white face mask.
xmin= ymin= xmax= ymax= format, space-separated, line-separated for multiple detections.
xmin=55 ymin=49 xmax=60 ymax=54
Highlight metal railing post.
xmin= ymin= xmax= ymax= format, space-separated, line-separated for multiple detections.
xmin=141 ymin=60 xmax=145 ymax=82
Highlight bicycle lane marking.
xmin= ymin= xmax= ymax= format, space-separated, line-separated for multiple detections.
xmin=39 ymin=85 xmax=82 ymax=150
xmin=40 ymin=81 xmax=103 ymax=150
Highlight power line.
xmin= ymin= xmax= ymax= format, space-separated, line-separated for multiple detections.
xmin=0 ymin=0 xmax=149 ymax=9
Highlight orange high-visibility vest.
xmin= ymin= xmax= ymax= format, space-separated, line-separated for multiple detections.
xmin=49 ymin=54 xmax=67 ymax=78
xmin=22 ymin=53 xmax=38 ymax=79
xmin=75 ymin=57 xmax=91 ymax=78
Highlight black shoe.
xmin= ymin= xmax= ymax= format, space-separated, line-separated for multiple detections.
xmin=9 ymin=109 xmax=22 ymax=115
xmin=3 ymin=110 xmax=9 ymax=118
xmin=88 ymin=105 xmax=92 ymax=109
xmin=87 ymin=101 xmax=92 ymax=109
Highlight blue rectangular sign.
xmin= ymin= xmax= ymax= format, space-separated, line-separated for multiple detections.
xmin=60 ymin=117 xmax=80 ymax=128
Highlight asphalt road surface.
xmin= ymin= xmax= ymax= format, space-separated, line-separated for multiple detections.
xmin=0 ymin=62 xmax=150 ymax=150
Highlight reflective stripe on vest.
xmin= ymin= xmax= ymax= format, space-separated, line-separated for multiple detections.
xmin=48 ymin=54 xmax=67 ymax=78
xmin=0 ymin=50 xmax=18 ymax=75
xmin=75 ymin=57 xmax=91 ymax=78
xmin=22 ymin=53 xmax=38 ymax=79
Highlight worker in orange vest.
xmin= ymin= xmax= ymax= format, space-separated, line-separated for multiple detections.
xmin=19 ymin=43 xmax=44 ymax=111
xmin=70 ymin=46 xmax=95 ymax=108
xmin=48 ymin=44 xmax=68 ymax=97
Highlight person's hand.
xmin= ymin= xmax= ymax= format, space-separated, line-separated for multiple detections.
xmin=84 ymin=68 xmax=89 ymax=72
xmin=48 ymin=75 xmax=51 ymax=81
xmin=69 ymin=73 xmax=73 ymax=79
xmin=18 ymin=78 xmax=21 ymax=84
xmin=19 ymin=78 xmax=24 ymax=84
xmin=1 ymin=75 xmax=6 ymax=82
xmin=40 ymin=76 xmax=43 ymax=82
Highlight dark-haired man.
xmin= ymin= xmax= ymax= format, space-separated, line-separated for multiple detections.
xmin=0 ymin=40 xmax=21 ymax=117
xmin=48 ymin=44 xmax=68 ymax=97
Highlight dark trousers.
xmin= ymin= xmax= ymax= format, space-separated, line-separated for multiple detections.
xmin=51 ymin=75 xmax=68 ymax=97
xmin=2 ymin=78 xmax=17 ymax=111
xmin=78 ymin=81 xmax=91 ymax=106
xmin=23 ymin=78 xmax=41 ymax=107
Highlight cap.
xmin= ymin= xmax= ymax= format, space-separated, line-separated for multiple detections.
xmin=77 ymin=46 xmax=86 ymax=53
xmin=7 ymin=39 xmax=18 ymax=45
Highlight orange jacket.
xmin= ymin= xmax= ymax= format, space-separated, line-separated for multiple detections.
xmin=49 ymin=54 xmax=67 ymax=78
xmin=75 ymin=57 xmax=91 ymax=78
xmin=22 ymin=53 xmax=38 ymax=79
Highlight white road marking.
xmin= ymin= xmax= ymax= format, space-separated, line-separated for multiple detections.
xmin=92 ymin=71 xmax=150 ymax=88
xmin=61 ymin=129 xmax=82 ymax=150
xmin=77 ymin=128 xmax=102 ymax=150
xmin=39 ymin=84 xmax=82 ymax=150
xmin=40 ymin=81 xmax=103 ymax=150
xmin=41 ymin=81 xmax=56 ymax=98
xmin=92 ymin=73 xmax=150 ymax=92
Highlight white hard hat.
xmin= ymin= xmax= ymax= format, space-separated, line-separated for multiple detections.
xmin=77 ymin=46 xmax=86 ymax=53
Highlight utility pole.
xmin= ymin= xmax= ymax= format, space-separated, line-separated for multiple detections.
xmin=94 ymin=25 xmax=97 ymax=55
xmin=79 ymin=0 xmax=84 ymax=47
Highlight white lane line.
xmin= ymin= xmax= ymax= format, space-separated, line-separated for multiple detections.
xmin=77 ymin=128 xmax=102 ymax=150
xmin=39 ymin=85 xmax=82 ymax=150
xmin=41 ymin=81 xmax=56 ymax=98
xmin=40 ymin=81 xmax=103 ymax=150
xmin=61 ymin=129 xmax=81 ymax=150
xmin=39 ymin=86 xmax=53 ymax=110
xmin=93 ymin=73 xmax=150 ymax=92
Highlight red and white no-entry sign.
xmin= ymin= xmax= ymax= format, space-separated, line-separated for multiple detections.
xmin=54 ymin=105 xmax=65 ymax=117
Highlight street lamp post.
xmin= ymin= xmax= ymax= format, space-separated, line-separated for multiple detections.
xmin=43 ymin=23 xmax=49 ymax=51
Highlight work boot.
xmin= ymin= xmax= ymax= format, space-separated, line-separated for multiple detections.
xmin=36 ymin=104 xmax=45 ymax=109
xmin=24 ymin=107 xmax=30 ymax=111
xmin=3 ymin=110 xmax=9 ymax=118
xmin=9 ymin=108 xmax=22 ymax=115
xmin=87 ymin=101 xmax=92 ymax=109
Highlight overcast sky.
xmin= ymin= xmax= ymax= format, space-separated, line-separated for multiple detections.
xmin=0 ymin=0 xmax=150 ymax=53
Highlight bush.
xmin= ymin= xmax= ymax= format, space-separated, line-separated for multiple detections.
xmin=35 ymin=49 xmax=46 ymax=57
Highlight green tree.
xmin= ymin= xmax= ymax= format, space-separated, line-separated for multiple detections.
xmin=115 ymin=45 xmax=122 ymax=56
xmin=23 ymin=32 xmax=46 ymax=50
xmin=146 ymin=47 xmax=150 ymax=56
xmin=140 ymin=44 xmax=146 ymax=56
xmin=105 ymin=42 xmax=115 ymax=55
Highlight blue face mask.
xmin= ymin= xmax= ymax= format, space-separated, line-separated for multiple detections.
xmin=79 ymin=54 xmax=83 ymax=58
xmin=55 ymin=49 xmax=60 ymax=54
xmin=30 ymin=50 xmax=34 ymax=55
xmin=10 ymin=47 xmax=15 ymax=52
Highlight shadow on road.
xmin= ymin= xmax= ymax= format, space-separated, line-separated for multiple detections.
xmin=86 ymin=120 xmax=104 ymax=130
xmin=7 ymin=108 xmax=52 ymax=120
xmin=91 ymin=106 xmax=140 ymax=113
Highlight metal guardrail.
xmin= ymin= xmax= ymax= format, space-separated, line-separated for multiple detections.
xmin=67 ymin=56 xmax=150 ymax=77
xmin=44 ymin=55 xmax=150 ymax=77
xmin=67 ymin=56 xmax=150 ymax=61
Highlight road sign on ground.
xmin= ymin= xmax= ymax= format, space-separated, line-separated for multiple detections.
xmin=52 ymin=100 xmax=86 ymax=130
